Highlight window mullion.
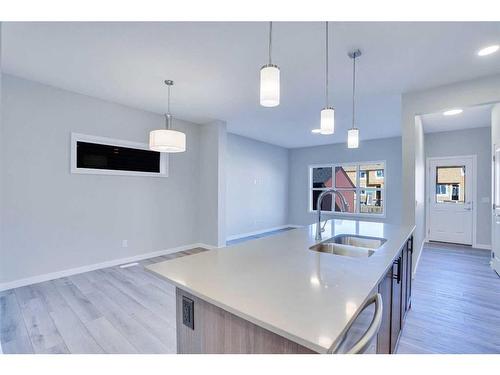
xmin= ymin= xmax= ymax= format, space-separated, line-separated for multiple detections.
xmin=356 ymin=164 xmax=360 ymax=214
xmin=331 ymin=165 xmax=335 ymax=189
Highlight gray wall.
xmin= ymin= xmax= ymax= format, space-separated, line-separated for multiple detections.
xmin=414 ymin=116 xmax=426 ymax=274
xmin=492 ymin=104 xmax=500 ymax=147
xmin=226 ymin=133 xmax=289 ymax=237
xmin=0 ymin=25 xmax=3 ymax=286
xmin=199 ymin=121 xmax=227 ymax=247
xmin=288 ymin=137 xmax=402 ymax=226
xmin=425 ymin=126 xmax=492 ymax=246
xmin=0 ymin=75 xmax=205 ymax=284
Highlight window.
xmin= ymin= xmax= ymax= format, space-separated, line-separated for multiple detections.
xmin=71 ymin=133 xmax=168 ymax=177
xmin=76 ymin=142 xmax=160 ymax=173
xmin=309 ymin=161 xmax=385 ymax=216
xmin=435 ymin=166 xmax=465 ymax=203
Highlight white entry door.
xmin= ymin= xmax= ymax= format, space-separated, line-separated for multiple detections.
xmin=427 ymin=156 xmax=474 ymax=245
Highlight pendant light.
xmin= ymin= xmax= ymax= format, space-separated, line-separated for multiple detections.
xmin=260 ymin=21 xmax=280 ymax=107
xmin=320 ymin=22 xmax=334 ymax=135
xmin=347 ymin=50 xmax=361 ymax=149
xmin=149 ymin=80 xmax=186 ymax=153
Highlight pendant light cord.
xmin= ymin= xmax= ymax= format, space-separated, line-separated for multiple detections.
xmin=167 ymin=83 xmax=171 ymax=116
xmin=325 ymin=21 xmax=329 ymax=108
xmin=351 ymin=54 xmax=356 ymax=130
xmin=268 ymin=21 xmax=273 ymax=64
xmin=165 ymin=82 xmax=173 ymax=130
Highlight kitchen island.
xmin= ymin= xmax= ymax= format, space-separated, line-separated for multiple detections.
xmin=147 ymin=219 xmax=415 ymax=354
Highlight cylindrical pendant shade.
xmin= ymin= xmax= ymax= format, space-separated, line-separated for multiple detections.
xmin=260 ymin=64 xmax=280 ymax=107
xmin=320 ymin=107 xmax=335 ymax=135
xmin=347 ymin=128 xmax=359 ymax=149
xmin=149 ymin=129 xmax=186 ymax=153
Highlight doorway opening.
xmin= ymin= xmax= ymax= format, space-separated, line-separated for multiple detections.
xmin=421 ymin=103 xmax=493 ymax=249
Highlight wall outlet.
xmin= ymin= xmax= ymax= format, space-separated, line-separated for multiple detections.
xmin=122 ymin=240 xmax=128 ymax=248
xmin=182 ymin=296 xmax=194 ymax=330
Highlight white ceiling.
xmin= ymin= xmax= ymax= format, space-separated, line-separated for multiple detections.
xmin=2 ymin=22 xmax=500 ymax=148
xmin=421 ymin=103 xmax=493 ymax=134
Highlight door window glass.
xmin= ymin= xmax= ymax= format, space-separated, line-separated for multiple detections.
xmin=435 ymin=166 xmax=465 ymax=203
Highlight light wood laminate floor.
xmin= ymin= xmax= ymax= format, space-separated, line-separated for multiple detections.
xmin=397 ymin=242 xmax=500 ymax=354
xmin=1 ymin=241 xmax=499 ymax=354
xmin=0 ymin=248 xmax=208 ymax=354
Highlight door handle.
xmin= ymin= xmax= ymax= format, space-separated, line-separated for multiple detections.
xmin=329 ymin=293 xmax=383 ymax=354
xmin=393 ymin=257 xmax=401 ymax=284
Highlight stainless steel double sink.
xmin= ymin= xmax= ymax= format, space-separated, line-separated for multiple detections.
xmin=309 ymin=234 xmax=386 ymax=258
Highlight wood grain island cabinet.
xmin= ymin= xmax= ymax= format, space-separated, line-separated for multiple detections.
xmin=175 ymin=235 xmax=414 ymax=354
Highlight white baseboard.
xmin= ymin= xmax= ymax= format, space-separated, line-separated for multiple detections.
xmin=197 ymin=243 xmax=218 ymax=250
xmin=474 ymin=243 xmax=492 ymax=250
xmin=0 ymin=242 xmax=212 ymax=292
xmin=226 ymin=224 xmax=302 ymax=242
xmin=428 ymin=239 xmax=492 ymax=251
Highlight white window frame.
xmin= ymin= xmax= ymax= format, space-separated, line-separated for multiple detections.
xmin=70 ymin=132 xmax=168 ymax=178
xmin=308 ymin=160 xmax=386 ymax=219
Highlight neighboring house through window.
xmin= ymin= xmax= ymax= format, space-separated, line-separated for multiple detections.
xmin=309 ymin=161 xmax=385 ymax=216
xmin=434 ymin=166 xmax=465 ymax=203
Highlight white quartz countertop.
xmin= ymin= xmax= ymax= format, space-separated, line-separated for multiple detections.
xmin=147 ymin=219 xmax=415 ymax=353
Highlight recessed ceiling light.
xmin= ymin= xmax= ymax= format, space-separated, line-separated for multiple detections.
xmin=311 ymin=128 xmax=322 ymax=134
xmin=443 ymin=108 xmax=463 ymax=116
xmin=477 ymin=45 xmax=499 ymax=57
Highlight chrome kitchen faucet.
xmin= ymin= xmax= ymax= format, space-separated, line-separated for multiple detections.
xmin=315 ymin=188 xmax=350 ymax=241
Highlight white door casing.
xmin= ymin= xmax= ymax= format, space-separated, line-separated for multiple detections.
xmin=427 ymin=156 xmax=475 ymax=246
xmin=492 ymin=145 xmax=500 ymax=274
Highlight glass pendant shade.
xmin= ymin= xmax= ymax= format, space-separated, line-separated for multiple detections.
xmin=347 ymin=128 xmax=359 ymax=149
xmin=260 ymin=64 xmax=280 ymax=107
xmin=320 ymin=107 xmax=335 ymax=135
xmin=149 ymin=129 xmax=186 ymax=153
